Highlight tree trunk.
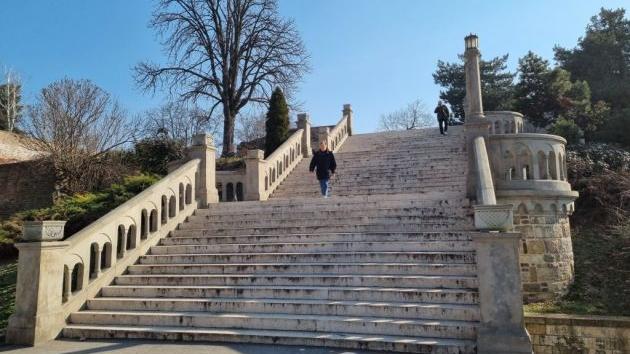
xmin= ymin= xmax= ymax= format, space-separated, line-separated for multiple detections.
xmin=221 ymin=106 xmax=237 ymax=157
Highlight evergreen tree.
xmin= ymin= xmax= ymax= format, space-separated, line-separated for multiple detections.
xmin=264 ymin=87 xmax=290 ymax=157
xmin=433 ymin=54 xmax=515 ymax=121
xmin=513 ymin=52 xmax=556 ymax=127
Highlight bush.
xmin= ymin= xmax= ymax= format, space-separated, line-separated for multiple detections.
xmin=0 ymin=173 xmax=160 ymax=246
xmin=216 ymin=156 xmax=245 ymax=171
xmin=134 ymin=137 xmax=185 ymax=175
xmin=549 ymin=118 xmax=583 ymax=145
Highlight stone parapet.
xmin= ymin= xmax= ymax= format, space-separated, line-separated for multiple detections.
xmin=525 ymin=314 xmax=630 ymax=354
xmin=486 ymin=111 xmax=525 ymax=134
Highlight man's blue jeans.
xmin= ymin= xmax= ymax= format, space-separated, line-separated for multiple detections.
xmin=319 ymin=178 xmax=329 ymax=197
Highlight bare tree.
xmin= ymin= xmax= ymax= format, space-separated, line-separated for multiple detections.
xmin=378 ymin=99 xmax=434 ymax=131
xmin=0 ymin=68 xmax=22 ymax=132
xmin=135 ymin=0 xmax=309 ymax=157
xmin=142 ymin=101 xmax=222 ymax=145
xmin=23 ymin=78 xmax=138 ymax=194
xmin=236 ymin=111 xmax=266 ymax=143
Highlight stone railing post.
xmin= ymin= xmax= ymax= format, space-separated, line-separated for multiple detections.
xmin=318 ymin=127 xmax=330 ymax=150
xmin=297 ymin=113 xmax=312 ymax=157
xmin=7 ymin=221 xmax=70 ymax=345
xmin=189 ymin=133 xmax=219 ymax=207
xmin=343 ymin=104 xmax=353 ymax=136
xmin=473 ymin=137 xmax=496 ymax=205
xmin=244 ymin=149 xmax=268 ymax=201
xmin=472 ymin=232 xmax=533 ymax=353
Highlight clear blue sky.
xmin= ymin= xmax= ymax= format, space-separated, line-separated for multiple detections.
xmin=0 ymin=0 xmax=627 ymax=135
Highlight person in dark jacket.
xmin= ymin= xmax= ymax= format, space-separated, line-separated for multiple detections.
xmin=309 ymin=140 xmax=337 ymax=198
xmin=434 ymin=100 xmax=450 ymax=135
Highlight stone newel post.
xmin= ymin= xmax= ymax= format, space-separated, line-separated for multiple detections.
xmin=296 ymin=113 xmax=312 ymax=157
xmin=244 ymin=149 xmax=268 ymax=201
xmin=189 ymin=133 xmax=219 ymax=207
xmin=6 ymin=221 xmax=70 ymax=345
xmin=343 ymin=104 xmax=353 ymax=136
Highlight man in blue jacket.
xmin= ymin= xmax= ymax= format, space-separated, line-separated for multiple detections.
xmin=309 ymin=140 xmax=337 ymax=198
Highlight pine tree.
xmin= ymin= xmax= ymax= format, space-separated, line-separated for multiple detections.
xmin=264 ymin=87 xmax=290 ymax=157
xmin=513 ymin=51 xmax=556 ymax=127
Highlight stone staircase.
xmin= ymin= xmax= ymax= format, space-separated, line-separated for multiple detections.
xmin=63 ymin=127 xmax=481 ymax=353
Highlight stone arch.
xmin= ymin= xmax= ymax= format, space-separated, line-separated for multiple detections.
xmin=503 ymin=150 xmax=516 ymax=180
xmin=534 ymin=204 xmax=544 ymax=214
xmin=116 ymin=225 xmax=126 ymax=259
xmin=62 ymin=265 xmax=70 ymax=303
xmin=149 ymin=209 xmax=158 ymax=233
xmin=140 ymin=209 xmax=148 ymax=240
xmin=515 ymin=144 xmax=533 ymax=180
xmin=550 ymin=204 xmax=558 ymax=215
xmin=185 ymin=184 xmax=192 ymax=204
xmin=236 ymin=182 xmax=244 ymax=201
xmin=70 ymin=263 xmax=84 ymax=293
xmin=179 ymin=183 xmax=185 ymax=210
xmin=264 ymin=176 xmax=269 ymax=191
xmin=516 ymin=203 xmax=528 ymax=215
xmin=101 ymin=242 xmax=112 ymax=270
xmin=126 ymin=224 xmax=137 ymax=250
xmin=89 ymin=242 xmax=99 ymax=279
xmin=169 ymin=195 xmax=177 ymax=218
xmin=226 ymin=183 xmax=235 ymax=202
xmin=494 ymin=121 xmax=501 ymax=134
xmin=559 ymin=153 xmax=565 ymax=181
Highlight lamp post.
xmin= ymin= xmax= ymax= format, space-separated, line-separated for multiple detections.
xmin=464 ymin=34 xmax=484 ymax=120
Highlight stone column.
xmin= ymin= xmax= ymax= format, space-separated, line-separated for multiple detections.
xmin=343 ymin=104 xmax=353 ymax=136
xmin=318 ymin=127 xmax=330 ymax=150
xmin=244 ymin=149 xmax=268 ymax=201
xmin=472 ymin=232 xmax=533 ymax=354
xmin=6 ymin=240 xmax=71 ymax=345
xmin=296 ymin=113 xmax=312 ymax=157
xmin=189 ymin=133 xmax=219 ymax=207
xmin=473 ymin=137 xmax=497 ymax=205
xmin=463 ymin=34 xmax=491 ymax=200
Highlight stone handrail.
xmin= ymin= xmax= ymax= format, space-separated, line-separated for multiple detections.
xmin=259 ymin=129 xmax=305 ymax=199
xmin=6 ymin=134 xmax=218 ymax=345
xmin=327 ymin=114 xmax=350 ymax=152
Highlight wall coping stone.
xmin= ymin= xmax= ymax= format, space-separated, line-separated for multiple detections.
xmin=525 ymin=313 xmax=630 ymax=328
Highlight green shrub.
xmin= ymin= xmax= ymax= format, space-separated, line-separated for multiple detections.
xmin=0 ymin=173 xmax=160 ymax=245
xmin=134 ymin=137 xmax=185 ymax=175
xmin=216 ymin=156 xmax=245 ymax=171
xmin=549 ymin=118 xmax=583 ymax=145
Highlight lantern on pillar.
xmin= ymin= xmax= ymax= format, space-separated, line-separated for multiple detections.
xmin=465 ymin=34 xmax=479 ymax=50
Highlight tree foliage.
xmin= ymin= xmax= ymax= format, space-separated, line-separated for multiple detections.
xmin=379 ymin=99 xmax=433 ymax=131
xmin=433 ymin=54 xmax=515 ymax=121
xmin=555 ymin=7 xmax=630 ymax=145
xmin=141 ymin=101 xmax=221 ymax=146
xmin=264 ymin=87 xmax=289 ymax=157
xmin=0 ymin=69 xmax=22 ymax=132
xmin=134 ymin=135 xmax=186 ymax=175
xmin=135 ymin=0 xmax=309 ymax=157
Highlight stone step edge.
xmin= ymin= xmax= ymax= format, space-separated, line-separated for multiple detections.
xmin=103 ymin=285 xmax=479 ymax=294
xmin=158 ymin=240 xmax=473 ymax=247
xmin=69 ymin=310 xmax=480 ymax=328
xmin=119 ymin=273 xmax=478 ymax=280
xmin=62 ymin=324 xmax=477 ymax=352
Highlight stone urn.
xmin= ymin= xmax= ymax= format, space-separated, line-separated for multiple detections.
xmin=21 ymin=220 xmax=67 ymax=242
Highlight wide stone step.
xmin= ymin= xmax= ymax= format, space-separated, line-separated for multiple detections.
xmin=271 ymin=187 xmax=467 ymax=197
xmin=163 ymin=231 xmax=474 ymax=245
xmin=116 ymin=273 xmax=478 ymax=288
xmin=86 ymin=297 xmax=480 ymax=321
xmin=62 ymin=325 xmax=477 ymax=353
xmin=176 ymin=223 xmax=475 ymax=236
xmin=101 ymin=285 xmax=479 ymax=304
xmin=153 ymin=240 xmax=474 ymax=253
xmin=145 ymin=250 xmax=476 ymax=264
xmin=195 ymin=207 xmax=469 ymax=222
xmin=277 ymin=180 xmax=467 ymax=190
xmin=68 ymin=311 xmax=477 ymax=339
xmin=134 ymin=260 xmax=477 ymax=276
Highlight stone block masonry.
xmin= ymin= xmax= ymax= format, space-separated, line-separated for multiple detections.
xmin=0 ymin=160 xmax=55 ymax=219
xmin=525 ymin=314 xmax=630 ymax=354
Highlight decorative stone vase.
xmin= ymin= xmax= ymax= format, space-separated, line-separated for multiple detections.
xmin=474 ymin=204 xmax=514 ymax=231
xmin=21 ymin=220 xmax=67 ymax=242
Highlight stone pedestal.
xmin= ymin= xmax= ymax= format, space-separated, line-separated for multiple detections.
xmin=244 ymin=149 xmax=268 ymax=201
xmin=189 ymin=134 xmax=219 ymax=207
xmin=472 ymin=232 xmax=533 ymax=354
xmin=6 ymin=240 xmax=71 ymax=345
xmin=297 ymin=113 xmax=312 ymax=157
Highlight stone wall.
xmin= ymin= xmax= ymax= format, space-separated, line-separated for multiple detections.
xmin=525 ymin=314 xmax=630 ymax=354
xmin=0 ymin=160 xmax=55 ymax=219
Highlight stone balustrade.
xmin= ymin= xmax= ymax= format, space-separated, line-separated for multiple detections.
xmin=486 ymin=111 xmax=525 ymax=135
xmin=6 ymin=135 xmax=217 ymax=345
xmin=216 ymin=105 xmax=352 ymax=202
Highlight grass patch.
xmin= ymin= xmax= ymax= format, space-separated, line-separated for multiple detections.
xmin=526 ymin=224 xmax=630 ymax=316
xmin=0 ymin=258 xmax=17 ymax=333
